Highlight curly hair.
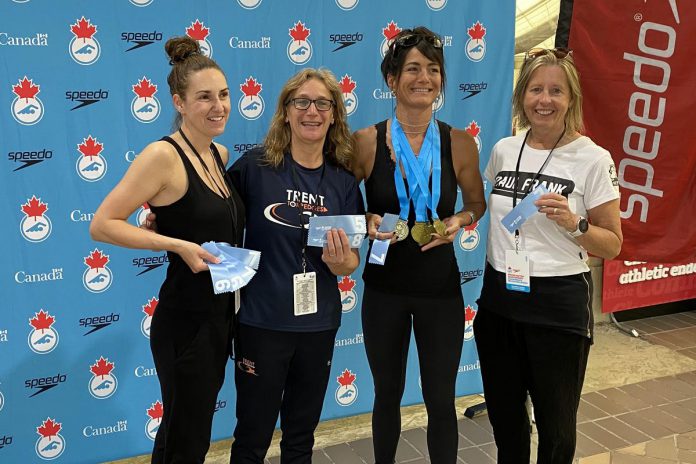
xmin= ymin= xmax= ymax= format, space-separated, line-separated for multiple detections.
xmin=262 ymin=68 xmax=355 ymax=170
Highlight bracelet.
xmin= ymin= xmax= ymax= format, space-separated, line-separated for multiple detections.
xmin=460 ymin=210 xmax=475 ymax=226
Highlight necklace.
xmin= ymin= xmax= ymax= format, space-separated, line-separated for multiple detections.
xmin=395 ymin=117 xmax=430 ymax=129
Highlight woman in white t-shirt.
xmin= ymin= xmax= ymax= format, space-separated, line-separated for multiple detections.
xmin=475 ymin=48 xmax=622 ymax=464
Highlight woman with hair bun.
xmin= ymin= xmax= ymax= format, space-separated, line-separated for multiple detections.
xmin=90 ymin=36 xmax=244 ymax=463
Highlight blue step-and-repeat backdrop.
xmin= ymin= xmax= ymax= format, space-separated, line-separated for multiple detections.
xmin=0 ymin=0 xmax=514 ymax=462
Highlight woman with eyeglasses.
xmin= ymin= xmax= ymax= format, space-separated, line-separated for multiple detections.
xmin=227 ymin=68 xmax=363 ymax=462
xmin=352 ymin=26 xmax=486 ymax=463
xmin=474 ymin=48 xmax=622 ymax=463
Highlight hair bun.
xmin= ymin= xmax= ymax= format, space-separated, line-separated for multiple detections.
xmin=164 ymin=36 xmax=201 ymax=65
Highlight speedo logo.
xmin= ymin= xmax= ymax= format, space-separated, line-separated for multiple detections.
xmin=65 ymin=89 xmax=109 ymax=110
xmin=233 ymin=143 xmax=260 ymax=154
xmin=329 ymin=32 xmax=363 ymax=51
xmin=25 ymin=373 xmax=67 ymax=397
xmin=121 ymin=31 xmax=163 ymax=51
xmin=8 ymin=148 xmax=53 ymax=171
xmin=132 ymin=254 xmax=169 ymax=275
xmin=459 ymin=81 xmax=488 ymax=100
xmin=79 ymin=312 xmax=120 ymax=335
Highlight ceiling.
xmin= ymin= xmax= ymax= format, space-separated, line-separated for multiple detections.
xmin=515 ymin=0 xmax=560 ymax=54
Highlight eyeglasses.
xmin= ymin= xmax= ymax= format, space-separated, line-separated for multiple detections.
xmin=286 ymin=98 xmax=335 ymax=112
xmin=391 ymin=33 xmax=443 ymax=52
xmin=524 ymin=47 xmax=573 ymax=62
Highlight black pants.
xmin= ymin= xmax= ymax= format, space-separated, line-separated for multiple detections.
xmin=474 ymin=309 xmax=591 ymax=464
xmin=150 ymin=304 xmax=233 ymax=464
xmin=230 ymin=323 xmax=337 ymax=464
xmin=362 ymin=286 xmax=464 ymax=464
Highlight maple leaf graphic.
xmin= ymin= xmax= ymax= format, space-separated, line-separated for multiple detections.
xmin=147 ymin=401 xmax=164 ymax=420
xmin=29 ymin=309 xmax=55 ymax=332
xmin=463 ymin=222 xmax=477 ymax=232
xmin=186 ymin=20 xmax=209 ymax=41
xmin=337 ymin=369 xmax=356 ymax=387
xmin=21 ymin=195 xmax=48 ymax=218
xmin=78 ymin=135 xmax=103 ymax=158
xmin=142 ymin=297 xmax=158 ymax=317
xmin=339 ymin=75 xmax=356 ymax=94
xmin=337 ymin=276 xmax=355 ymax=293
xmin=37 ymin=418 xmax=62 ymax=438
xmin=240 ymin=77 xmax=262 ymax=97
xmin=467 ymin=22 xmax=486 ymax=41
xmin=465 ymin=305 xmax=477 ymax=322
xmin=85 ymin=249 xmax=109 ymax=270
xmin=382 ymin=21 xmax=401 ymax=40
xmin=465 ymin=121 xmax=481 ymax=138
xmin=12 ymin=76 xmax=40 ymax=101
xmin=289 ymin=21 xmax=310 ymax=42
xmin=70 ymin=17 xmax=97 ymax=40
xmin=133 ymin=77 xmax=157 ymax=99
xmin=90 ymin=356 xmax=115 ymax=378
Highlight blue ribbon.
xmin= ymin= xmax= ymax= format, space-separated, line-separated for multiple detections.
xmin=201 ymin=242 xmax=261 ymax=294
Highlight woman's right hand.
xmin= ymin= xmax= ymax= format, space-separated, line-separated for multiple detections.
xmin=173 ymin=240 xmax=220 ymax=273
xmin=366 ymin=213 xmax=396 ymax=243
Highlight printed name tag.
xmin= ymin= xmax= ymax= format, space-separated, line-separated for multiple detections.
xmin=294 ymin=272 xmax=318 ymax=316
xmin=505 ymin=250 xmax=531 ymax=293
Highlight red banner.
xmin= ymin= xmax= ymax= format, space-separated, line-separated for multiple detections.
xmin=569 ymin=0 xmax=696 ymax=263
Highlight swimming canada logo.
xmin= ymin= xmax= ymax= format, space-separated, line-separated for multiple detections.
xmin=69 ymin=17 xmax=100 ymax=65
xmin=237 ymin=0 xmax=262 ymax=9
xmin=426 ymin=0 xmax=447 ymax=10
xmin=76 ymin=135 xmax=107 ymax=182
xmin=83 ymin=249 xmax=113 ymax=293
xmin=141 ymin=297 xmax=158 ymax=339
xmin=335 ymin=369 xmax=358 ymax=406
xmin=465 ymin=21 xmax=487 ymax=62
xmin=464 ymin=305 xmax=477 ymax=341
xmin=339 ymin=75 xmax=358 ymax=116
xmin=0 ymin=388 xmax=4 ymax=412
xmin=465 ymin=121 xmax=482 ymax=154
xmin=145 ymin=401 xmax=163 ymax=440
xmin=134 ymin=202 xmax=150 ymax=227
xmin=28 ymin=309 xmax=59 ymax=354
xmin=287 ymin=21 xmax=312 ymax=65
xmin=129 ymin=0 xmax=154 ymax=6
xmin=88 ymin=357 xmax=118 ymax=399
xmin=338 ymin=276 xmax=358 ymax=313
xmin=20 ymin=196 xmax=51 ymax=242
xmin=238 ymin=76 xmax=264 ymax=120
xmin=380 ymin=21 xmax=401 ymax=58
xmin=186 ymin=20 xmax=213 ymax=58
xmin=11 ymin=76 xmax=43 ymax=125
xmin=458 ymin=222 xmax=480 ymax=251
xmin=432 ymin=92 xmax=444 ymax=112
xmin=131 ymin=77 xmax=160 ymax=123
xmin=335 ymin=0 xmax=358 ymax=10
xmin=35 ymin=417 xmax=65 ymax=460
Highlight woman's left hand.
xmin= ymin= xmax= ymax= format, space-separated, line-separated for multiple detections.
xmin=534 ymin=193 xmax=577 ymax=232
xmin=421 ymin=215 xmax=465 ymax=252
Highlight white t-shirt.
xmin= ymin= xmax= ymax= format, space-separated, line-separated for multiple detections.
xmin=485 ymin=133 xmax=620 ymax=277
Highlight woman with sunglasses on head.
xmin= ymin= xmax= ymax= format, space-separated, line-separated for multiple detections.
xmin=352 ymin=26 xmax=486 ymax=463
xmin=90 ymin=36 xmax=244 ymax=463
xmin=227 ymin=68 xmax=363 ymax=463
xmin=475 ymin=48 xmax=622 ymax=463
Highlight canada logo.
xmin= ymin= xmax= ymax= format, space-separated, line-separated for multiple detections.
xmin=238 ymin=76 xmax=264 ymax=120
xmin=335 ymin=369 xmax=358 ymax=406
xmin=338 ymin=276 xmax=358 ymax=313
xmin=69 ymin=17 xmax=100 ymax=65
xmin=141 ymin=297 xmax=158 ymax=339
xmin=145 ymin=401 xmax=163 ymax=441
xmin=20 ymin=196 xmax=51 ymax=242
xmin=135 ymin=202 xmax=151 ymax=227
xmin=339 ymin=75 xmax=358 ymax=116
xmin=28 ymin=309 xmax=59 ymax=354
xmin=287 ymin=21 xmax=312 ymax=65
xmin=11 ymin=76 xmax=44 ymax=125
xmin=335 ymin=0 xmax=358 ymax=11
xmin=464 ymin=305 xmax=477 ymax=341
xmin=83 ymin=249 xmax=113 ymax=293
xmin=426 ymin=0 xmax=447 ymax=11
xmin=237 ymin=0 xmax=262 ymax=10
xmin=458 ymin=222 xmax=480 ymax=251
xmin=465 ymin=121 xmax=482 ymax=154
xmin=76 ymin=135 xmax=107 ymax=182
xmin=432 ymin=92 xmax=444 ymax=112
xmin=186 ymin=20 xmax=213 ymax=58
xmin=0 ymin=389 xmax=4 ymax=412
xmin=35 ymin=417 xmax=65 ymax=460
xmin=129 ymin=0 xmax=154 ymax=6
xmin=131 ymin=76 xmax=160 ymax=123
xmin=465 ymin=21 xmax=487 ymax=62
xmin=88 ymin=356 xmax=118 ymax=399
xmin=380 ymin=21 xmax=401 ymax=58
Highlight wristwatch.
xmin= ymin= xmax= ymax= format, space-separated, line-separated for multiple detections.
xmin=569 ymin=216 xmax=589 ymax=238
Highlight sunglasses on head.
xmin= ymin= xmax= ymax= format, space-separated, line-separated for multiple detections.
xmin=391 ymin=33 xmax=443 ymax=52
xmin=524 ymin=47 xmax=573 ymax=62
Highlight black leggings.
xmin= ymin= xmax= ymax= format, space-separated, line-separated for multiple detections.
xmin=362 ymin=286 xmax=464 ymax=464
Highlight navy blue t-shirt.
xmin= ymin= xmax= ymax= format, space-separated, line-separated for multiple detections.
xmin=228 ymin=148 xmax=364 ymax=332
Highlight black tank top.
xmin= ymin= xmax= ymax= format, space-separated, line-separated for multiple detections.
xmin=363 ymin=120 xmax=460 ymax=296
xmin=150 ymin=136 xmax=245 ymax=312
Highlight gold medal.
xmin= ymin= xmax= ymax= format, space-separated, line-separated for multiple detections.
xmin=433 ymin=219 xmax=447 ymax=236
xmin=410 ymin=222 xmax=431 ymax=245
xmin=394 ymin=219 xmax=409 ymax=242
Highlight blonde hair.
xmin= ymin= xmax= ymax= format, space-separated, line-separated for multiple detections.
xmin=512 ymin=51 xmax=584 ymax=134
xmin=262 ymin=68 xmax=355 ymax=169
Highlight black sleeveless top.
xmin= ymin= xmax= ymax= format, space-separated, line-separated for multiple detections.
xmin=150 ymin=137 xmax=245 ymax=312
xmin=363 ymin=120 xmax=460 ymax=296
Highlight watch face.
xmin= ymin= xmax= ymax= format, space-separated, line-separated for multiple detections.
xmin=579 ymin=218 xmax=589 ymax=233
